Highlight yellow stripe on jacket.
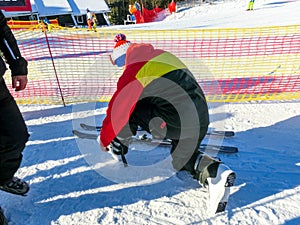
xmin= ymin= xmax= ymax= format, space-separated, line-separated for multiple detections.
xmin=136 ymin=52 xmax=188 ymax=87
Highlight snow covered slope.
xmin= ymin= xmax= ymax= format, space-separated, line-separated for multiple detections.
xmin=0 ymin=0 xmax=299 ymax=224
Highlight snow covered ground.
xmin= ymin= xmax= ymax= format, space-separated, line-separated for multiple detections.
xmin=108 ymin=0 xmax=300 ymax=30
xmin=1 ymin=0 xmax=300 ymax=224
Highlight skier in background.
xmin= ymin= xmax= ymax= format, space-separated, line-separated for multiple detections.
xmin=0 ymin=9 xmax=30 ymax=223
xmin=43 ymin=17 xmax=53 ymax=32
xmin=91 ymin=12 xmax=98 ymax=32
xmin=100 ymin=33 xmax=236 ymax=214
xmin=86 ymin=8 xmax=92 ymax=30
xmin=168 ymin=0 xmax=177 ymax=14
xmin=247 ymin=0 xmax=255 ymax=10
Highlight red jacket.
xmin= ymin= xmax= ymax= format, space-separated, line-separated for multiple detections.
xmin=100 ymin=43 xmax=188 ymax=146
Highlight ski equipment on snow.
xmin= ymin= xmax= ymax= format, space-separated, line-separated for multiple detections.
xmin=79 ymin=123 xmax=235 ymax=138
xmin=206 ymin=163 xmax=236 ymax=214
xmin=72 ymin=130 xmax=238 ymax=154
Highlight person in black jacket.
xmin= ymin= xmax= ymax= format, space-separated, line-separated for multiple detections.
xmin=0 ymin=10 xmax=30 ymax=196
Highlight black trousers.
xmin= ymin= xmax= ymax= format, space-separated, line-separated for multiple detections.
xmin=119 ymin=98 xmax=209 ymax=172
xmin=0 ymin=77 xmax=29 ymax=185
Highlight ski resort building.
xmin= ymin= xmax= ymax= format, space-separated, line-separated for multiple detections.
xmin=1 ymin=0 xmax=110 ymax=27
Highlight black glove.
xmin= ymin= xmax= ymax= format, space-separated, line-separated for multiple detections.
xmin=109 ymin=137 xmax=131 ymax=167
xmin=110 ymin=137 xmax=131 ymax=155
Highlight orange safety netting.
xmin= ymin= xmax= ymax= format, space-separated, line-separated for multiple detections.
xmin=4 ymin=25 xmax=300 ymax=105
xmin=8 ymin=19 xmax=59 ymax=29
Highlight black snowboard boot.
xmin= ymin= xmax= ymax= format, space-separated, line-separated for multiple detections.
xmin=0 ymin=177 xmax=29 ymax=196
xmin=0 ymin=207 xmax=8 ymax=225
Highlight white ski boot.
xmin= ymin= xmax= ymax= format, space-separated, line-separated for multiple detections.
xmin=193 ymin=152 xmax=236 ymax=214
xmin=207 ymin=163 xmax=236 ymax=214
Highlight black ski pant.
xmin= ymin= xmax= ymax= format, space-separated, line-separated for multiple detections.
xmin=118 ymin=98 xmax=209 ymax=172
xmin=0 ymin=77 xmax=29 ymax=185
